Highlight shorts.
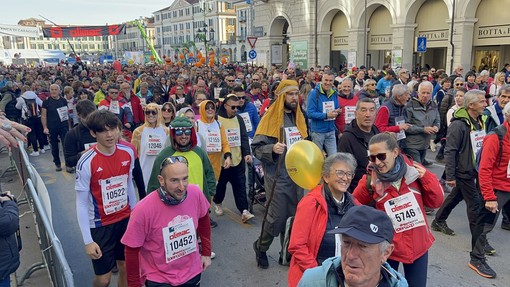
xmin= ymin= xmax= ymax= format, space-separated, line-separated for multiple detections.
xmin=90 ymin=217 xmax=129 ymax=275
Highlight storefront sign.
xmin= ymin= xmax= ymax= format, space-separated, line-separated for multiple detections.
xmin=332 ymin=36 xmax=348 ymax=47
xmin=271 ymin=44 xmax=282 ymax=65
xmin=370 ymin=34 xmax=392 ymax=45
xmin=417 ymin=29 xmax=449 ymax=41
xmin=477 ymin=25 xmax=510 ymax=39
xmin=290 ymin=41 xmax=308 ymax=69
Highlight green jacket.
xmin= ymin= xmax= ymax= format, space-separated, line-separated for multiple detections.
xmin=146 ymin=145 xmax=216 ymax=201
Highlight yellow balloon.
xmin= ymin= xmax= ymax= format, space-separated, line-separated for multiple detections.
xmin=285 ymin=140 xmax=324 ymax=190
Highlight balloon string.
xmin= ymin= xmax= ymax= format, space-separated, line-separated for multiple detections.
xmin=257 ymin=126 xmax=284 ymax=251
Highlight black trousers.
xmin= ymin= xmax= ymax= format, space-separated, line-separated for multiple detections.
xmin=214 ymin=161 xmax=248 ymax=213
xmin=24 ymin=117 xmax=45 ymax=151
xmin=471 ymin=190 xmax=510 ymax=260
xmin=434 ymin=177 xmax=482 ymax=235
xmin=49 ymin=125 xmax=68 ymax=166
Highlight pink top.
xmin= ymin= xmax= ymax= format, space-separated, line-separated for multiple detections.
xmin=121 ymin=184 xmax=210 ymax=285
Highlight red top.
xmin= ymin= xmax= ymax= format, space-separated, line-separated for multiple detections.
xmin=335 ymin=94 xmax=359 ymax=133
xmin=478 ymin=121 xmax=510 ymax=201
xmin=374 ymin=105 xmax=401 ymax=133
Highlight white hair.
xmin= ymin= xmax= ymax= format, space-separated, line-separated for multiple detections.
xmin=504 ymin=101 xmax=510 ymax=117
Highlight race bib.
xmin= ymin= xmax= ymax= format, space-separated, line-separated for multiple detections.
xmin=395 ymin=117 xmax=406 ymax=141
xmin=214 ymin=88 xmax=222 ymax=100
xmin=239 ymin=112 xmax=252 ymax=132
xmin=56 ymin=106 xmax=69 ymax=122
xmin=163 ymin=217 xmax=197 ymax=263
xmin=140 ymin=98 xmax=146 ymax=106
xmin=145 ymin=134 xmax=164 ymax=156
xmin=344 ymin=106 xmax=356 ymax=124
xmin=100 ymin=175 xmax=128 ymax=215
xmin=470 ymin=130 xmax=486 ymax=160
xmin=323 ymin=101 xmax=335 ymax=121
xmin=284 ymin=126 xmax=302 ymax=148
xmin=206 ymin=130 xmax=222 ymax=152
xmin=110 ymin=100 xmax=120 ymax=114
xmin=176 ymin=97 xmax=185 ymax=104
xmin=226 ymin=128 xmax=241 ymax=147
xmin=384 ymin=192 xmax=426 ymax=233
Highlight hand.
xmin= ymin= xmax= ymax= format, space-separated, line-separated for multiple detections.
xmin=431 ymin=126 xmax=439 ymax=133
xmin=327 ymin=110 xmax=339 ymax=119
xmin=85 ymin=242 xmax=103 ymax=260
xmin=0 ymin=117 xmax=30 ymax=148
xmin=0 ymin=191 xmax=13 ymax=203
xmin=446 ymin=180 xmax=456 ymax=187
xmin=245 ymin=155 xmax=252 ymax=164
xmin=43 ymin=128 xmax=49 ymax=135
xmin=398 ymin=123 xmax=411 ymax=131
xmin=223 ymin=156 xmax=232 ymax=169
xmin=485 ymin=201 xmax=499 ymax=214
xmin=413 ymin=162 xmax=427 ymax=178
xmin=423 ymin=127 xmax=435 ymax=134
xmin=272 ymin=142 xmax=287 ymax=155
xmin=124 ymin=123 xmax=131 ymax=129
xmin=201 ymin=256 xmax=212 ymax=271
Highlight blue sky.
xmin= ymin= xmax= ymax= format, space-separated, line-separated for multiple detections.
xmin=4 ymin=0 xmax=174 ymax=26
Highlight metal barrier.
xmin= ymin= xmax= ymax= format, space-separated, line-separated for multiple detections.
xmin=10 ymin=142 xmax=75 ymax=287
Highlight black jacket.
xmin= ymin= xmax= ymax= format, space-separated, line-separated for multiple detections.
xmin=0 ymin=200 xmax=20 ymax=280
xmin=63 ymin=123 xmax=96 ymax=168
xmin=338 ymin=119 xmax=379 ymax=192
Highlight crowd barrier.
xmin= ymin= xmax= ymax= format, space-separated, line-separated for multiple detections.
xmin=10 ymin=141 xmax=74 ymax=287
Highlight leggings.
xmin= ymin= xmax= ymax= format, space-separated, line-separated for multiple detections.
xmin=387 ymin=251 xmax=428 ymax=287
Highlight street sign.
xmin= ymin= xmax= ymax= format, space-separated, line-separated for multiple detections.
xmin=187 ymin=57 xmax=196 ymax=64
xmin=254 ymin=26 xmax=264 ymax=37
xmin=247 ymin=36 xmax=258 ymax=49
xmin=249 ymin=49 xmax=257 ymax=60
xmin=416 ymin=37 xmax=427 ymax=53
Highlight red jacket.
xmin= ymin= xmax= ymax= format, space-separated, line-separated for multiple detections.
xmin=335 ymin=94 xmax=359 ymax=133
xmin=353 ymin=156 xmax=444 ymax=264
xmin=374 ymin=105 xmax=401 ymax=133
xmin=127 ymin=93 xmax=144 ymax=125
xmin=288 ymin=185 xmax=328 ymax=287
xmin=479 ymin=121 xmax=510 ymax=200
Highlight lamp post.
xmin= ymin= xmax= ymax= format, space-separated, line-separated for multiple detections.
xmin=195 ymin=22 xmax=214 ymax=64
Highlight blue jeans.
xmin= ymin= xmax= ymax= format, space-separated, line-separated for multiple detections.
xmin=311 ymin=130 xmax=337 ymax=157
xmin=387 ymin=251 xmax=428 ymax=287
xmin=0 ymin=276 xmax=10 ymax=287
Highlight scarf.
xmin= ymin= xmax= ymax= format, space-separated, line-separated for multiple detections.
xmin=374 ymin=154 xmax=407 ymax=183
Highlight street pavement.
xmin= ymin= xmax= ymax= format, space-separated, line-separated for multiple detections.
xmin=4 ymin=145 xmax=510 ymax=287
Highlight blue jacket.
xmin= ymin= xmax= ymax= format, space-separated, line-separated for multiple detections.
xmin=298 ymin=256 xmax=408 ymax=287
xmin=0 ymin=200 xmax=20 ymax=281
xmin=238 ymin=101 xmax=260 ymax=138
xmin=306 ymin=83 xmax=339 ymax=133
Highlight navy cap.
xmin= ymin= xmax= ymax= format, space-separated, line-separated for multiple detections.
xmin=328 ymin=205 xmax=394 ymax=244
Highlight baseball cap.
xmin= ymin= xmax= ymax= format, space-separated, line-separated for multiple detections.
xmin=328 ymin=205 xmax=394 ymax=244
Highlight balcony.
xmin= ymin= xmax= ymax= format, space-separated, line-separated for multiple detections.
xmin=238 ymin=15 xmax=246 ymax=22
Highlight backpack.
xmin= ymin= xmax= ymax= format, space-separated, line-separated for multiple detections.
xmin=23 ymin=98 xmax=41 ymax=119
xmin=475 ymin=125 xmax=507 ymax=172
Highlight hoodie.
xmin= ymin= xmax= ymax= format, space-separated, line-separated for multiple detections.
xmin=16 ymin=91 xmax=43 ymax=120
xmin=197 ymin=100 xmax=232 ymax=180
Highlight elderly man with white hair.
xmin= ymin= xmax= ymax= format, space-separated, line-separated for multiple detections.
xmin=403 ymin=81 xmax=440 ymax=166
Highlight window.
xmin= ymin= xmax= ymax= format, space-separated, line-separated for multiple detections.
xmin=186 ymin=8 xmax=190 ymax=15
xmin=186 ymin=23 xmax=190 ymax=29
xmin=180 ymin=23 xmax=184 ymax=30
xmin=227 ymin=2 xmax=233 ymax=9
xmin=38 ymin=44 xmax=44 ymax=49
xmin=173 ymin=11 xmax=177 ymax=17
xmin=31 ymin=44 xmax=36 ymax=49
xmin=179 ymin=9 xmax=183 ymax=17
xmin=228 ymin=19 xmax=235 ymax=25
xmin=156 ymin=15 xmax=160 ymax=21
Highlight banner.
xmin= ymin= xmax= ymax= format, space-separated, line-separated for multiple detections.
xmin=290 ymin=41 xmax=308 ymax=69
xmin=0 ymin=24 xmax=40 ymax=37
xmin=43 ymin=24 xmax=125 ymax=38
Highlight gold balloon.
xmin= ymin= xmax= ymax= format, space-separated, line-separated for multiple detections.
xmin=285 ymin=140 xmax=324 ymax=190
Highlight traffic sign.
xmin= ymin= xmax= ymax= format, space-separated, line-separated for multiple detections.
xmin=416 ymin=37 xmax=427 ymax=53
xmin=187 ymin=57 xmax=196 ymax=64
xmin=249 ymin=50 xmax=257 ymax=60
xmin=247 ymin=36 xmax=258 ymax=49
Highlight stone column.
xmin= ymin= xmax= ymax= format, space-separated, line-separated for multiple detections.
xmin=391 ymin=23 xmax=417 ymax=70
xmin=347 ymin=28 xmax=366 ymax=66
xmin=317 ymin=32 xmax=332 ymax=67
xmin=450 ymin=18 xmax=477 ymax=75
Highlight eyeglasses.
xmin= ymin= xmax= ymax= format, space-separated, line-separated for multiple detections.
xmin=145 ymin=110 xmax=158 ymax=116
xmin=334 ymin=170 xmax=355 ymax=180
xmin=455 ymin=83 xmax=464 ymax=86
xmin=226 ymin=104 xmax=240 ymax=110
xmin=108 ymin=90 xmax=118 ymax=94
xmin=174 ymin=128 xmax=192 ymax=136
xmin=160 ymin=156 xmax=188 ymax=173
xmin=162 ymin=108 xmax=173 ymax=112
xmin=368 ymin=153 xmax=388 ymax=162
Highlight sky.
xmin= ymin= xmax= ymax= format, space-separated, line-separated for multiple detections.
xmin=4 ymin=0 xmax=175 ymax=26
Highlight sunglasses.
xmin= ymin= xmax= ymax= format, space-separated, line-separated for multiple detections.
xmin=174 ymin=128 xmax=192 ymax=136
xmin=227 ymin=80 xmax=234 ymax=82
xmin=162 ymin=108 xmax=173 ymax=112
xmin=334 ymin=170 xmax=355 ymax=180
xmin=368 ymin=152 xmax=388 ymax=163
xmin=227 ymin=104 xmax=240 ymax=110
xmin=238 ymin=96 xmax=246 ymax=100
xmin=108 ymin=91 xmax=118 ymax=94
xmin=455 ymin=83 xmax=464 ymax=86
xmin=160 ymin=156 xmax=188 ymax=173
xmin=205 ymin=105 xmax=215 ymax=111
xmin=145 ymin=110 xmax=158 ymax=116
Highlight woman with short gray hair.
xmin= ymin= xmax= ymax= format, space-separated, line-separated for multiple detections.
xmin=288 ymin=152 xmax=357 ymax=287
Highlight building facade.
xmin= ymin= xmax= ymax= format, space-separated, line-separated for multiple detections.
xmin=253 ymin=0 xmax=509 ymax=74
xmin=153 ymin=0 xmax=237 ymax=62
xmin=116 ymin=17 xmax=156 ymax=55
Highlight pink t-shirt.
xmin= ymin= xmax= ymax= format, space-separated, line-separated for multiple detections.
xmin=121 ymin=184 xmax=210 ymax=285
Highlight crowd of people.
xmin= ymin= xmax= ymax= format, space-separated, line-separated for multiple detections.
xmin=0 ymin=58 xmax=509 ymax=287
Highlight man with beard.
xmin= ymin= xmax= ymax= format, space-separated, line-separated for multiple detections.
xmin=338 ymin=98 xmax=380 ymax=192
xmin=251 ymin=80 xmax=308 ymax=269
